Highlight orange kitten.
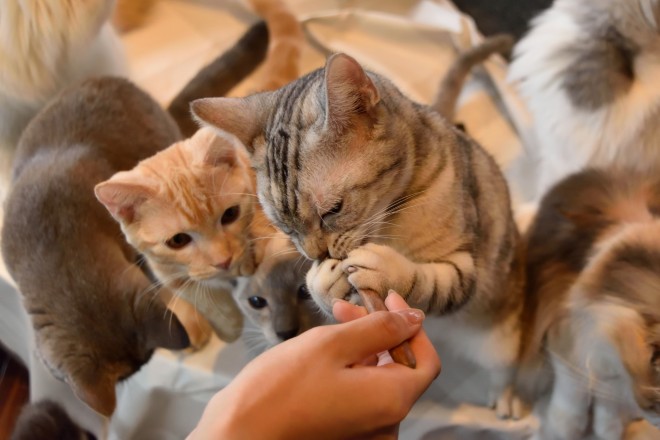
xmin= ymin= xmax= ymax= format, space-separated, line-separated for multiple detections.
xmin=96 ymin=127 xmax=276 ymax=343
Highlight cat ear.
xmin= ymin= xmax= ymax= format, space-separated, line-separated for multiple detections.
xmin=191 ymin=128 xmax=240 ymax=168
xmin=324 ymin=53 xmax=380 ymax=131
xmin=94 ymin=173 xmax=156 ymax=224
xmin=191 ymin=94 xmax=271 ymax=154
xmin=67 ymin=371 xmax=118 ymax=417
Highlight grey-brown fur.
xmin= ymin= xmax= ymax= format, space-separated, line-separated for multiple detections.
xmin=10 ymin=399 xmax=94 ymax=440
xmin=193 ymin=52 xmax=524 ymax=416
xmin=1 ymin=78 xmax=189 ymax=417
xmin=557 ymin=0 xmax=659 ymax=110
xmin=432 ymin=33 xmax=514 ymax=120
xmin=234 ymin=238 xmax=328 ymax=357
xmin=520 ymin=168 xmax=660 ymax=438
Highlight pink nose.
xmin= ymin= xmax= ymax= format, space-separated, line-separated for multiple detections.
xmin=214 ymin=257 xmax=232 ymax=270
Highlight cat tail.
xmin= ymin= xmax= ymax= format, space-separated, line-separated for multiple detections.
xmin=112 ymin=0 xmax=158 ymax=33
xmin=431 ymin=33 xmax=514 ymax=121
xmin=247 ymin=0 xmax=304 ymax=90
xmin=167 ymin=21 xmax=269 ymax=137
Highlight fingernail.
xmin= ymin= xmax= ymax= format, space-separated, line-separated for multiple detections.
xmin=396 ymin=308 xmax=425 ymax=325
xmin=346 ymin=265 xmax=357 ymax=273
xmin=387 ymin=289 xmax=398 ymax=297
xmin=332 ymin=298 xmax=347 ymax=306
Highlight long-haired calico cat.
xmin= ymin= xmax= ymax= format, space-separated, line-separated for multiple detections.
xmin=192 ymin=48 xmax=525 ymax=416
xmin=234 ymin=232 xmax=329 ymax=358
xmin=520 ymin=168 xmax=660 ymax=439
xmin=508 ymin=0 xmax=660 ymax=202
xmin=0 ymin=22 xmax=270 ymax=416
xmin=96 ymin=6 xmax=304 ymax=344
xmin=0 ymin=0 xmax=125 ymax=195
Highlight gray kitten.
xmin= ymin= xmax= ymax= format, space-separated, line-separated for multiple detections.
xmin=10 ymin=399 xmax=94 ymax=440
xmin=233 ymin=234 xmax=329 ymax=357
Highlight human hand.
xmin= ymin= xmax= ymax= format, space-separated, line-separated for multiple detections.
xmin=187 ymin=291 xmax=441 ymax=440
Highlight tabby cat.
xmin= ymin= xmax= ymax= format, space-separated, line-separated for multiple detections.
xmin=95 ymin=126 xmax=274 ymax=342
xmin=192 ymin=51 xmax=525 ymax=416
xmin=520 ymin=168 xmax=660 ymax=439
xmin=234 ymin=232 xmax=328 ymax=357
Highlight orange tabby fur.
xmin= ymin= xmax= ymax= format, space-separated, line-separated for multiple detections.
xmin=112 ymin=0 xmax=158 ymax=33
xmin=248 ymin=0 xmax=304 ymax=90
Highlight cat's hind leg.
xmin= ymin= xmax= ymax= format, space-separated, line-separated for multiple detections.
xmin=542 ymin=358 xmax=591 ymax=440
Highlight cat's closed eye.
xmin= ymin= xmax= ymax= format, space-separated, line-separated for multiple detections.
xmin=321 ymin=200 xmax=343 ymax=224
xmin=248 ymin=296 xmax=268 ymax=309
xmin=221 ymin=205 xmax=241 ymax=225
xmin=297 ymin=284 xmax=311 ymax=300
xmin=166 ymin=233 xmax=192 ymax=249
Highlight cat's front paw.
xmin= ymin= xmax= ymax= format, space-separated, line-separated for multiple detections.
xmin=306 ymin=258 xmax=353 ymax=315
xmin=341 ymin=243 xmax=415 ymax=295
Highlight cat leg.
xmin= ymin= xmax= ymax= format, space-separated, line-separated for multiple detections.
xmin=160 ymin=289 xmax=213 ymax=350
xmin=342 ymin=243 xmax=477 ymax=315
xmin=542 ymin=359 xmax=590 ymax=440
xmin=592 ymin=395 xmax=626 ymax=440
xmin=306 ymin=258 xmax=354 ymax=316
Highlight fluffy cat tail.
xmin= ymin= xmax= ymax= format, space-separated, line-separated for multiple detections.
xmin=167 ymin=21 xmax=269 ymax=137
xmin=432 ymin=33 xmax=514 ymax=121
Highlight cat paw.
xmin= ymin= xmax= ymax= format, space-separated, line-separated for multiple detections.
xmin=492 ymin=387 xmax=527 ymax=420
xmin=342 ymin=243 xmax=415 ymax=294
xmin=168 ymin=300 xmax=213 ymax=351
xmin=306 ymin=258 xmax=353 ymax=315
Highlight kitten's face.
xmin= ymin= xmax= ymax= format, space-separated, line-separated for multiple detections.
xmin=96 ymin=128 xmax=258 ymax=287
xmin=192 ymin=54 xmax=412 ymax=260
xmin=236 ymin=249 xmax=317 ymax=347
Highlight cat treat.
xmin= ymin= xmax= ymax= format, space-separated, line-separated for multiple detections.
xmin=358 ymin=288 xmax=416 ymax=369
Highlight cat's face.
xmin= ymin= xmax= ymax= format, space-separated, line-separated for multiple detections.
xmin=192 ymin=54 xmax=413 ymax=260
xmin=236 ymin=250 xmax=317 ymax=348
xmin=96 ymin=128 xmax=258 ymax=288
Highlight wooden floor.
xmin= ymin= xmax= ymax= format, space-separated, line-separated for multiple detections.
xmin=0 ymin=347 xmax=29 ymax=440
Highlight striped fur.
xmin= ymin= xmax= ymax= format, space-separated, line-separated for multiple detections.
xmin=520 ymin=168 xmax=660 ymax=439
xmin=193 ymin=52 xmax=525 ymax=416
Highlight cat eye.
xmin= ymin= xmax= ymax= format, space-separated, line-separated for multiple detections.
xmin=165 ymin=233 xmax=192 ymax=249
xmin=248 ymin=296 xmax=268 ymax=309
xmin=297 ymin=284 xmax=311 ymax=300
xmin=221 ymin=205 xmax=241 ymax=225
xmin=321 ymin=200 xmax=343 ymax=220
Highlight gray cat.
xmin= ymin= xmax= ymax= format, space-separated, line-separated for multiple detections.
xmin=193 ymin=49 xmax=525 ymax=417
xmin=0 ymin=22 xmax=269 ymax=416
xmin=233 ymin=233 xmax=330 ymax=357
xmin=10 ymin=399 xmax=94 ymax=440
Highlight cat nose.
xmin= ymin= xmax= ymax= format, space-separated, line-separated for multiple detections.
xmin=276 ymin=328 xmax=299 ymax=341
xmin=214 ymin=257 xmax=232 ymax=270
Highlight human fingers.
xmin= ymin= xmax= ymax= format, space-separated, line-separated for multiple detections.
xmin=331 ymin=308 xmax=425 ymax=364
xmin=384 ymin=290 xmax=442 ymax=380
xmin=332 ymin=299 xmax=367 ymax=323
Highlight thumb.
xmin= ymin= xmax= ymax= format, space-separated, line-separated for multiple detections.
xmin=332 ymin=309 xmax=424 ymax=364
